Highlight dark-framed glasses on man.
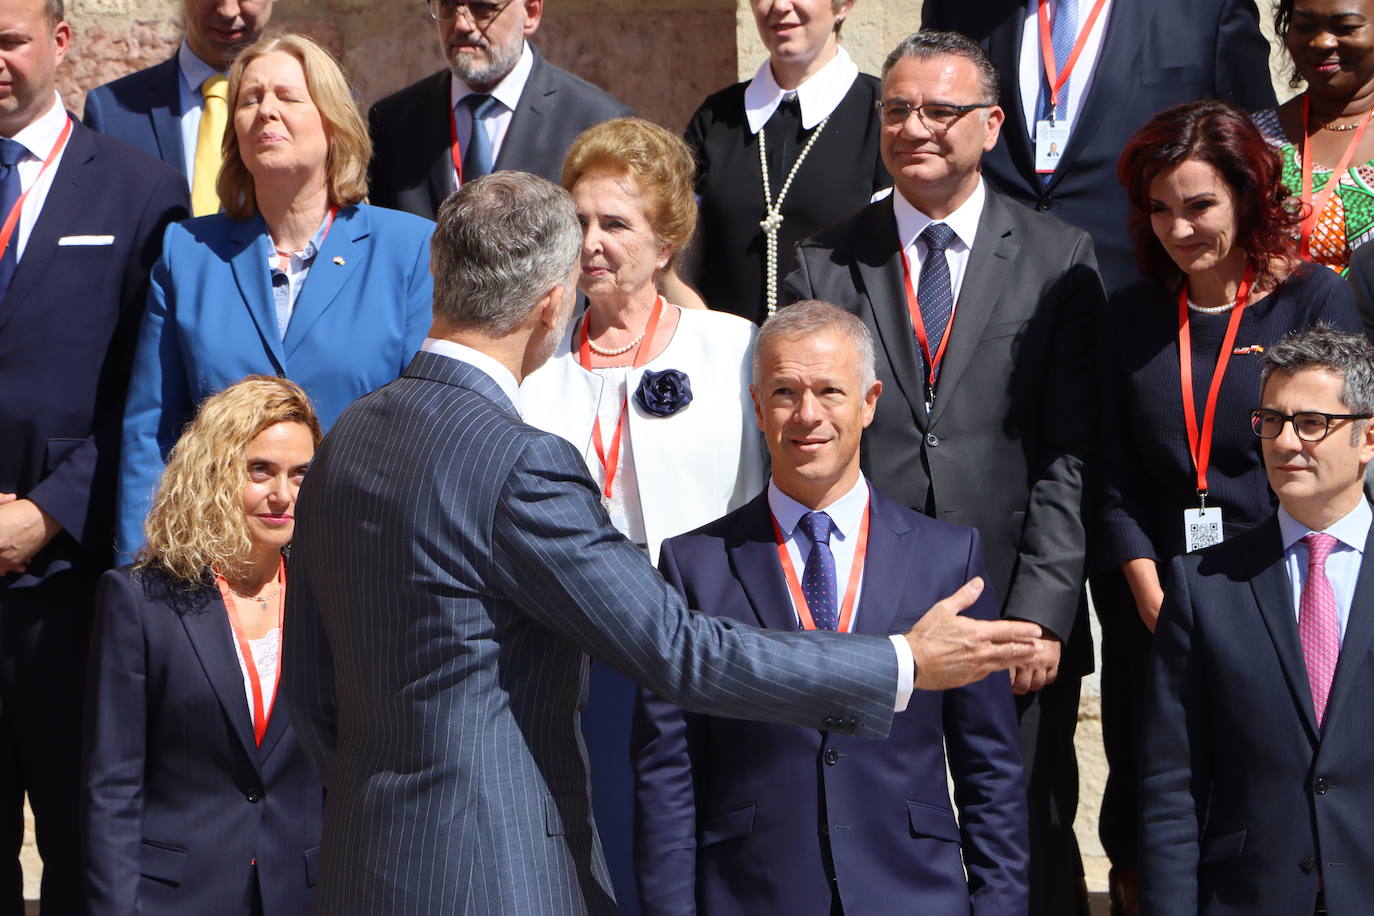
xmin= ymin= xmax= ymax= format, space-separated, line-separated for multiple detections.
xmin=427 ymin=0 xmax=513 ymax=23
xmin=1249 ymin=408 xmax=1374 ymax=442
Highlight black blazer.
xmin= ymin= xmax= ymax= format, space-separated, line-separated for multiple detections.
xmin=367 ymin=46 xmax=632 ymax=220
xmin=83 ymin=566 xmax=323 ymax=916
xmin=921 ymin=0 xmax=1276 ymax=294
xmin=1142 ymin=514 xmax=1374 ymax=914
xmin=783 ymin=189 xmax=1104 ymax=670
xmin=0 ymin=120 xmax=187 ymax=589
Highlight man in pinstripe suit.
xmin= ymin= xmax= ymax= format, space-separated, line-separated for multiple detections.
xmin=283 ymin=171 xmax=1041 ymax=916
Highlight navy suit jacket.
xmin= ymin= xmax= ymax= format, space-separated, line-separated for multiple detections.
xmin=632 ymin=487 xmax=1029 ymax=915
xmin=283 ymin=352 xmax=901 ymax=915
xmin=1141 ymin=513 xmax=1374 ymax=914
xmin=367 ymin=46 xmax=632 ymax=220
xmin=0 ymin=118 xmax=187 ymax=589
xmin=82 ymin=55 xmax=188 ymax=178
xmin=83 ymin=566 xmax=323 ymax=916
xmin=116 ymin=203 xmax=434 ymax=559
xmin=920 ymin=0 xmax=1275 ymax=294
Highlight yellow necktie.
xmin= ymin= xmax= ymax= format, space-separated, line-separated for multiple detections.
xmin=191 ymin=74 xmax=228 ymax=217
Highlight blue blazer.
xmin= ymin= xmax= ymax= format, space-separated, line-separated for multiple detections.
xmin=1142 ymin=514 xmax=1374 ymax=914
xmin=633 ymin=487 xmax=1029 ymax=915
xmin=282 ymin=352 xmax=901 ymax=915
xmin=0 ymin=118 xmax=187 ymax=588
xmin=117 ymin=203 xmax=434 ymax=558
xmin=84 ymin=565 xmax=323 ymax=915
xmin=82 ymin=55 xmax=188 ymax=177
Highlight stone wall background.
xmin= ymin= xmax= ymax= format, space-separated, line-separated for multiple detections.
xmin=30 ymin=0 xmax=1296 ymax=902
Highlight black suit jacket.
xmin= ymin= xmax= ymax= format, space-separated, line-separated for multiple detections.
xmin=633 ymin=487 xmax=1029 ymax=915
xmin=0 ymin=119 xmax=187 ymax=588
xmin=1141 ymin=513 xmax=1374 ymax=914
xmin=921 ymin=0 xmax=1276 ymax=294
xmin=83 ymin=566 xmax=323 ymax=915
xmin=367 ymin=46 xmax=632 ymax=220
xmin=783 ymin=189 xmax=1103 ymax=669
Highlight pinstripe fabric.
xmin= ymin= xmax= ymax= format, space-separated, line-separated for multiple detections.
xmin=283 ymin=352 xmax=898 ymax=915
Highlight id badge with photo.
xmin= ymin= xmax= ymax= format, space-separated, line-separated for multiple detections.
xmin=1035 ymin=121 xmax=1069 ymax=173
xmin=1183 ymin=506 xmax=1224 ymax=553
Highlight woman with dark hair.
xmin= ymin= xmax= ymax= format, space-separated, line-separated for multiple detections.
xmin=1094 ymin=99 xmax=1362 ymax=909
xmin=1254 ymin=0 xmax=1374 ymax=274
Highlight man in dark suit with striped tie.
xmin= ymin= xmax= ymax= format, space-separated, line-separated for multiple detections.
xmin=1142 ymin=327 xmax=1374 ymax=916
xmin=633 ymin=301 xmax=1029 ymax=915
xmin=283 ymin=170 xmax=1041 ymax=916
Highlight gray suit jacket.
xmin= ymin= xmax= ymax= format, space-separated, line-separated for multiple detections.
xmin=367 ymin=46 xmax=632 ymax=220
xmin=783 ymin=188 xmax=1104 ymax=670
xmin=283 ymin=351 xmax=898 ymax=915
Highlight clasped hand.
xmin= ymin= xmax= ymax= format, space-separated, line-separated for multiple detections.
xmin=903 ymin=578 xmax=1041 ymax=690
xmin=0 ymin=494 xmax=61 ymax=575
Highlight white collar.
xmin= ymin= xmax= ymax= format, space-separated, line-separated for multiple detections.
xmin=421 ymin=337 xmax=521 ymax=409
xmin=892 ymin=178 xmax=986 ymax=253
xmin=8 ymin=92 xmax=70 ymax=161
xmin=177 ymin=38 xmax=223 ymax=93
xmin=450 ymin=41 xmax=534 ymax=115
xmin=1278 ymin=498 xmax=1373 ymax=553
xmin=767 ymin=473 xmax=870 ymax=541
xmin=744 ymin=46 xmax=859 ymax=135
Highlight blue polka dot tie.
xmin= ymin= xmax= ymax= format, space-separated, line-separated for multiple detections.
xmin=916 ymin=222 xmax=957 ymax=385
xmin=797 ymin=511 xmax=839 ymax=631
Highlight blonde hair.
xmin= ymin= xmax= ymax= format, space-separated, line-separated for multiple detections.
xmin=136 ymin=375 xmax=323 ymax=584
xmin=217 ymin=33 xmax=371 ymax=221
xmin=561 ymin=117 xmax=697 ymax=270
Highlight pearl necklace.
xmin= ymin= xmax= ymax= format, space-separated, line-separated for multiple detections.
xmin=587 ymin=331 xmax=646 ymax=356
xmin=758 ymin=104 xmax=832 ymax=319
xmin=1186 ymin=297 xmax=1237 ymax=315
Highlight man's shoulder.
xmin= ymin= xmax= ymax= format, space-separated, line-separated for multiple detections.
xmin=797 ymin=197 xmax=891 ymax=255
xmin=68 ymin=120 xmax=185 ymax=190
xmin=370 ymin=70 xmax=448 ymax=123
xmin=526 ymin=50 xmax=631 ymax=119
xmin=1179 ymin=515 xmax=1283 ymax=584
xmin=984 ymin=186 xmax=1092 ymax=247
xmin=85 ymin=55 xmax=179 ymax=109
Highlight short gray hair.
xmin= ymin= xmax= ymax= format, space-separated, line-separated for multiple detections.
xmin=881 ymin=30 xmax=999 ymax=105
xmin=754 ymin=300 xmax=876 ymax=390
xmin=1261 ymin=325 xmax=1374 ymax=439
xmin=430 ymin=172 xmax=583 ymax=335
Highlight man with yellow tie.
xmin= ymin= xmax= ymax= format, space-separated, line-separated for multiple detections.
xmin=83 ymin=0 xmax=274 ymax=214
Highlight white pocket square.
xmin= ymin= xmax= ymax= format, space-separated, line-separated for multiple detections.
xmin=58 ymin=235 xmax=115 ymax=246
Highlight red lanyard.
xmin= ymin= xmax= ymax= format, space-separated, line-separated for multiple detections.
xmin=1299 ymin=93 xmax=1373 ymax=262
xmin=1037 ymin=0 xmax=1110 ymax=117
xmin=1177 ymin=266 xmax=1254 ymax=500
xmin=215 ymin=557 xmax=286 ymax=747
xmin=449 ymin=105 xmax=466 ymax=187
xmin=769 ymin=500 xmax=871 ymax=632
xmin=899 ymin=246 xmax=954 ymax=404
xmin=577 ymin=296 xmax=665 ymax=499
xmin=0 ymin=115 xmax=73 ymax=263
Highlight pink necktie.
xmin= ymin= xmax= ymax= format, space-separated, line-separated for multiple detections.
xmin=1300 ymin=533 xmax=1341 ymax=728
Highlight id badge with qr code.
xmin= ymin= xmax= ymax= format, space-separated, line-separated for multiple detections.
xmin=1183 ymin=506 xmax=1224 ymax=553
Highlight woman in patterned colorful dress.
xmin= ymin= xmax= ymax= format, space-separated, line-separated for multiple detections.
xmin=1253 ymin=0 xmax=1374 ymax=275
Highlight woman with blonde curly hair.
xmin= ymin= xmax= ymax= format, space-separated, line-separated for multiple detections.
xmin=117 ymin=31 xmax=435 ymax=561
xmin=85 ymin=375 xmax=325 ymax=916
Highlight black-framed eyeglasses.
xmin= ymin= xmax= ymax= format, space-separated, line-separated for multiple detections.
xmin=427 ymin=0 xmax=513 ymax=23
xmin=874 ymin=99 xmax=992 ymax=130
xmin=1249 ymin=408 xmax=1374 ymax=442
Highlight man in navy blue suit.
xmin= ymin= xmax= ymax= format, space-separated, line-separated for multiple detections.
xmin=1142 ymin=327 xmax=1374 ymax=915
xmin=632 ymin=300 xmax=1029 ymax=915
xmin=83 ymin=0 xmax=274 ymax=204
xmin=0 ymin=0 xmax=188 ymax=909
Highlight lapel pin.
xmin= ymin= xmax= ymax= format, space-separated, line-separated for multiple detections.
xmin=333 ymin=256 xmax=346 ymax=266
xmin=1232 ymin=344 xmax=1265 ymax=355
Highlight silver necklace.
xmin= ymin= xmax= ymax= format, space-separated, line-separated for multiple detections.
xmin=758 ymin=103 xmax=832 ymax=319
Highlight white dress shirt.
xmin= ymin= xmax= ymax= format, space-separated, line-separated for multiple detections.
xmin=1279 ymin=499 xmax=1372 ymax=644
xmin=420 ymin=337 xmax=521 ymax=407
xmin=1017 ymin=0 xmax=1113 ymax=141
xmin=743 ymin=46 xmax=860 ymax=135
xmin=892 ymin=177 xmax=986 ymax=310
xmin=8 ymin=93 xmax=73 ymax=261
xmin=176 ymin=39 xmax=223 ymax=186
xmin=449 ymin=41 xmax=534 ymax=189
xmin=767 ymin=475 xmax=915 ymax=712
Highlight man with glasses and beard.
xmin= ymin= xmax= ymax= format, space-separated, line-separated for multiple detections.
xmin=368 ymin=0 xmax=631 ymax=221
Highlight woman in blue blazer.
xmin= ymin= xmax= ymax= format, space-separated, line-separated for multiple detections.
xmin=118 ymin=33 xmax=434 ymax=559
xmin=85 ymin=375 xmax=324 ymax=915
